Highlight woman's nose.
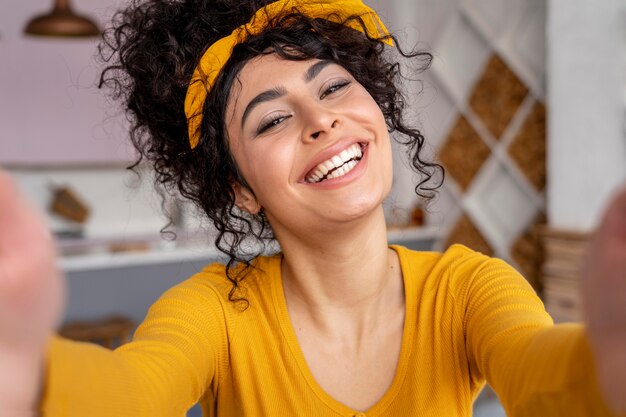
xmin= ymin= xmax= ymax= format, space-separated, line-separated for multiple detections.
xmin=302 ymin=104 xmax=341 ymax=142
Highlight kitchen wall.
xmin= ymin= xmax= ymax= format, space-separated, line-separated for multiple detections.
xmin=548 ymin=0 xmax=626 ymax=231
xmin=0 ymin=0 xmax=133 ymax=165
xmin=1 ymin=0 xmax=173 ymax=239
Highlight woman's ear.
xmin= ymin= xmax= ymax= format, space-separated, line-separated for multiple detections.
xmin=232 ymin=182 xmax=261 ymax=215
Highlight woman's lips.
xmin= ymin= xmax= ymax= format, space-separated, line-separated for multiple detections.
xmin=304 ymin=142 xmax=364 ymax=183
xmin=299 ymin=139 xmax=368 ymax=183
xmin=301 ymin=142 xmax=369 ymax=189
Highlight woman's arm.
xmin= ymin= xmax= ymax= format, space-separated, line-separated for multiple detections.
xmin=582 ymin=186 xmax=626 ymax=414
xmin=0 ymin=170 xmax=228 ymax=416
xmin=459 ymin=241 xmax=622 ymax=416
xmin=43 ymin=275 xmax=229 ymax=417
xmin=0 ymin=171 xmax=64 ymax=416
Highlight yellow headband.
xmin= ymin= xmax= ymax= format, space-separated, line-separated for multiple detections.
xmin=184 ymin=0 xmax=392 ymax=149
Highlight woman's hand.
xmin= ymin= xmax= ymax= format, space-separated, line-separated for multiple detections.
xmin=582 ymin=186 xmax=626 ymax=414
xmin=0 ymin=170 xmax=65 ymax=414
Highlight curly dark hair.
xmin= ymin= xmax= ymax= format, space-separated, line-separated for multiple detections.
xmin=98 ymin=0 xmax=443 ymax=305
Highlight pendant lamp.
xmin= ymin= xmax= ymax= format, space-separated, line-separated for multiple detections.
xmin=24 ymin=0 xmax=100 ymax=37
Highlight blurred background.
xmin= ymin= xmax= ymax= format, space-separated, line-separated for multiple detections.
xmin=1 ymin=0 xmax=626 ymax=416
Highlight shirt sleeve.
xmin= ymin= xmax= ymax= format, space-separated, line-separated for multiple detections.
xmin=41 ymin=273 xmax=231 ymax=417
xmin=455 ymin=251 xmax=618 ymax=417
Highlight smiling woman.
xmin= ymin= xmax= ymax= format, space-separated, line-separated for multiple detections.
xmin=1 ymin=0 xmax=626 ymax=416
xmin=97 ymin=0 xmax=440 ymax=303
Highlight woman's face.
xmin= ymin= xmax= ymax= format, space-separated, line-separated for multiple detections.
xmin=224 ymin=53 xmax=393 ymax=237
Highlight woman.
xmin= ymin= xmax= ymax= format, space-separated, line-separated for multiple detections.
xmin=1 ymin=0 xmax=625 ymax=416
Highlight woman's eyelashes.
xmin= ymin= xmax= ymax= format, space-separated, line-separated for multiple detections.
xmin=320 ymin=79 xmax=351 ymax=99
xmin=257 ymin=114 xmax=292 ymax=134
xmin=255 ymin=79 xmax=352 ymax=135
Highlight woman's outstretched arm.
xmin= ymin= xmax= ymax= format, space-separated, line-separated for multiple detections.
xmin=42 ymin=273 xmax=230 ymax=417
xmin=462 ymin=187 xmax=626 ymax=417
xmin=0 ymin=170 xmax=229 ymax=416
xmin=0 ymin=170 xmax=65 ymax=417
xmin=582 ymin=186 xmax=626 ymax=414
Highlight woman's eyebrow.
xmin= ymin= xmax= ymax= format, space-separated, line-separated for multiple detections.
xmin=241 ymin=86 xmax=287 ymax=128
xmin=240 ymin=61 xmax=333 ymax=129
xmin=303 ymin=60 xmax=332 ymax=82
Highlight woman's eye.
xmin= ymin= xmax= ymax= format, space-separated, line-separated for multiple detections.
xmin=320 ymin=80 xmax=351 ymax=99
xmin=257 ymin=115 xmax=291 ymax=134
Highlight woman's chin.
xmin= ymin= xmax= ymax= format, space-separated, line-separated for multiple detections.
xmin=321 ymin=191 xmax=388 ymax=224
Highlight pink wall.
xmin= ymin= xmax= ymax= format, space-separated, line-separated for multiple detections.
xmin=0 ymin=0 xmax=134 ymax=166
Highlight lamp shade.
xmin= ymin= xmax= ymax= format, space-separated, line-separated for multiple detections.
xmin=24 ymin=0 xmax=100 ymax=37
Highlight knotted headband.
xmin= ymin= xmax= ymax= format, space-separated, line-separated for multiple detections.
xmin=184 ymin=0 xmax=392 ymax=149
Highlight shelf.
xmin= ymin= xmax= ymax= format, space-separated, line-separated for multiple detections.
xmin=387 ymin=226 xmax=442 ymax=244
xmin=59 ymin=227 xmax=442 ymax=273
xmin=60 ymin=244 xmax=219 ymax=273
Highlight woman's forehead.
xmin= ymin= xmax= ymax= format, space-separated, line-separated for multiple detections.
xmin=238 ymin=54 xmax=322 ymax=89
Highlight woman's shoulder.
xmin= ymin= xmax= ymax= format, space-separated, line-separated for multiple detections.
xmin=164 ymin=253 xmax=281 ymax=306
xmin=392 ymin=243 xmax=496 ymax=273
xmin=393 ymin=243 xmax=528 ymax=292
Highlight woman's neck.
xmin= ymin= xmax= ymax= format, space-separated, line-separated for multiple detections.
xmin=275 ymin=206 xmax=402 ymax=332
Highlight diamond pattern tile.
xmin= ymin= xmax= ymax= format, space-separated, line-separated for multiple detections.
xmin=432 ymin=3 xmax=547 ymax=271
xmin=433 ymin=13 xmax=491 ymax=102
xmin=469 ymin=55 xmax=528 ymax=139
xmin=509 ymin=101 xmax=546 ymax=191
xmin=445 ymin=213 xmax=494 ymax=256
xmin=511 ymin=0 xmax=546 ymax=81
xmin=465 ymin=161 xmax=538 ymax=248
xmin=510 ymin=212 xmax=547 ymax=291
xmin=421 ymin=75 xmax=458 ymax=148
xmin=438 ymin=116 xmax=491 ymax=191
xmin=412 ymin=0 xmax=458 ymax=43
xmin=466 ymin=0 xmax=527 ymax=38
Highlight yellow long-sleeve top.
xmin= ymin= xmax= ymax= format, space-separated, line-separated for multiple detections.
xmin=43 ymin=244 xmax=616 ymax=417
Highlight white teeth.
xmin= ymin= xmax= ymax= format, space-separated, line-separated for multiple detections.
xmin=305 ymin=143 xmax=364 ymax=183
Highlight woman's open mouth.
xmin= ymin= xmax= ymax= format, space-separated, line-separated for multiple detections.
xmin=304 ymin=142 xmax=365 ymax=184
